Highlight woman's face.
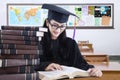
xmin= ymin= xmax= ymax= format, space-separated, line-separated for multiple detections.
xmin=46 ymin=19 xmax=66 ymax=40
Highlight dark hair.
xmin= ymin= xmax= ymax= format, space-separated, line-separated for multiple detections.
xmin=42 ymin=19 xmax=67 ymax=56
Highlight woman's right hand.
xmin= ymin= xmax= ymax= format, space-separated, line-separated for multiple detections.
xmin=45 ymin=63 xmax=63 ymax=71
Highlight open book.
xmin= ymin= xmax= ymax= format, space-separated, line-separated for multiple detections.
xmin=38 ymin=65 xmax=90 ymax=80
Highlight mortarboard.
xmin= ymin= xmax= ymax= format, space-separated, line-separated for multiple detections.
xmin=42 ymin=4 xmax=79 ymax=23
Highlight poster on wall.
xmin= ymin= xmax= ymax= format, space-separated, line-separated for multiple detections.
xmin=7 ymin=4 xmax=114 ymax=29
xmin=7 ymin=4 xmax=47 ymax=26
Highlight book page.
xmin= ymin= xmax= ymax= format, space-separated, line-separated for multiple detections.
xmin=39 ymin=70 xmax=69 ymax=80
xmin=61 ymin=66 xmax=90 ymax=78
xmin=61 ymin=65 xmax=88 ymax=73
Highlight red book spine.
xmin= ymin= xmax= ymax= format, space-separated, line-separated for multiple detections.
xmin=0 ymin=44 xmax=42 ymax=50
xmin=0 ymin=30 xmax=44 ymax=37
xmin=1 ymin=26 xmax=40 ymax=31
xmin=0 ymin=49 xmax=42 ymax=55
xmin=0 ymin=73 xmax=38 ymax=80
xmin=0 ymin=54 xmax=39 ymax=59
xmin=0 ymin=65 xmax=36 ymax=74
xmin=0 ymin=59 xmax=40 ymax=67
xmin=1 ymin=26 xmax=47 ymax=32
xmin=0 ymin=35 xmax=41 ymax=41
xmin=0 ymin=40 xmax=39 ymax=45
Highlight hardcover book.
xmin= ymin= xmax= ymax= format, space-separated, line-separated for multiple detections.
xmin=0 ymin=59 xmax=40 ymax=67
xmin=0 ymin=49 xmax=42 ymax=55
xmin=0 ymin=30 xmax=45 ymax=37
xmin=0 ymin=44 xmax=42 ymax=50
xmin=0 ymin=35 xmax=42 ymax=41
xmin=0 ymin=65 xmax=36 ymax=74
xmin=1 ymin=26 xmax=47 ymax=32
xmin=38 ymin=65 xmax=90 ymax=80
xmin=0 ymin=73 xmax=38 ymax=80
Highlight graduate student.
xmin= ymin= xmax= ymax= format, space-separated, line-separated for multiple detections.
xmin=36 ymin=4 xmax=102 ymax=77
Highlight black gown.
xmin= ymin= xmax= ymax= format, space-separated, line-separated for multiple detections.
xmin=36 ymin=37 xmax=94 ymax=71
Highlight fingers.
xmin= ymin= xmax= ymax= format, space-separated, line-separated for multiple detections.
xmin=45 ymin=63 xmax=63 ymax=71
xmin=53 ymin=63 xmax=62 ymax=70
xmin=89 ymin=69 xmax=98 ymax=76
xmin=88 ymin=68 xmax=103 ymax=77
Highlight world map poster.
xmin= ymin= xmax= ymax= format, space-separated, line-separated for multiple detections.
xmin=7 ymin=4 xmax=48 ymax=26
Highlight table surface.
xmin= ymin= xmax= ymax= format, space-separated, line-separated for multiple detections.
xmin=94 ymin=62 xmax=120 ymax=71
xmin=68 ymin=62 xmax=120 ymax=80
xmin=81 ymin=53 xmax=108 ymax=55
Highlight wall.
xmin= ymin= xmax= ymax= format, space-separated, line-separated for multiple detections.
xmin=0 ymin=0 xmax=120 ymax=55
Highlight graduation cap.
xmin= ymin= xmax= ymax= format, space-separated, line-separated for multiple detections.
xmin=42 ymin=4 xmax=79 ymax=23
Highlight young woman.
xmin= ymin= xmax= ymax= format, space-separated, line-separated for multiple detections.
xmin=36 ymin=4 xmax=102 ymax=77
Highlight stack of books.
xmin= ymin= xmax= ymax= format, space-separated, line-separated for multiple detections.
xmin=0 ymin=26 xmax=47 ymax=80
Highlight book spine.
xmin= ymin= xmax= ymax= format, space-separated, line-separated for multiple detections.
xmin=0 ymin=49 xmax=43 ymax=55
xmin=0 ymin=73 xmax=38 ymax=80
xmin=0 ymin=65 xmax=36 ymax=74
xmin=1 ymin=26 xmax=47 ymax=32
xmin=0 ymin=30 xmax=44 ymax=37
xmin=0 ymin=40 xmax=40 ymax=45
xmin=0 ymin=54 xmax=39 ymax=59
xmin=0 ymin=44 xmax=42 ymax=50
xmin=0 ymin=35 xmax=41 ymax=41
xmin=0 ymin=59 xmax=40 ymax=67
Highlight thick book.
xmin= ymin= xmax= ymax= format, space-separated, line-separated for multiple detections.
xmin=0 ymin=39 xmax=40 ymax=45
xmin=38 ymin=66 xmax=90 ymax=80
xmin=0 ymin=44 xmax=42 ymax=50
xmin=0 ymin=54 xmax=39 ymax=59
xmin=0 ymin=59 xmax=40 ymax=67
xmin=0 ymin=73 xmax=39 ymax=80
xmin=0 ymin=65 xmax=36 ymax=74
xmin=0 ymin=35 xmax=42 ymax=41
xmin=1 ymin=25 xmax=47 ymax=32
xmin=0 ymin=30 xmax=44 ymax=37
xmin=0 ymin=49 xmax=42 ymax=55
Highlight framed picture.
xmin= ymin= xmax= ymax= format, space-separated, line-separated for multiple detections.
xmin=7 ymin=3 xmax=114 ymax=29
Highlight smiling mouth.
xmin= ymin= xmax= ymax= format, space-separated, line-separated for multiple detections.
xmin=54 ymin=31 xmax=59 ymax=35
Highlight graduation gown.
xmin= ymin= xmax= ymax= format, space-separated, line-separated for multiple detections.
xmin=36 ymin=37 xmax=94 ymax=71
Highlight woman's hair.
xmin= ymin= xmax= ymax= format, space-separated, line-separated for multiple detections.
xmin=42 ymin=19 xmax=67 ymax=56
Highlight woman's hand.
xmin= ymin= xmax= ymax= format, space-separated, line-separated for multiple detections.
xmin=45 ymin=63 xmax=62 ymax=71
xmin=87 ymin=68 xmax=103 ymax=77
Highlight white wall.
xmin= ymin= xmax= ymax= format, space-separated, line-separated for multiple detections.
xmin=0 ymin=0 xmax=120 ymax=55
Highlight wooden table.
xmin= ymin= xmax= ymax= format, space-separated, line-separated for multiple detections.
xmin=67 ymin=62 xmax=120 ymax=80
xmin=82 ymin=53 xmax=109 ymax=65
xmin=78 ymin=43 xmax=93 ymax=53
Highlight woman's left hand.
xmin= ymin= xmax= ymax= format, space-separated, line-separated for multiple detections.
xmin=87 ymin=68 xmax=103 ymax=77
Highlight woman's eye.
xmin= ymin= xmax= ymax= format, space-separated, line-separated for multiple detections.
xmin=53 ymin=25 xmax=58 ymax=27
